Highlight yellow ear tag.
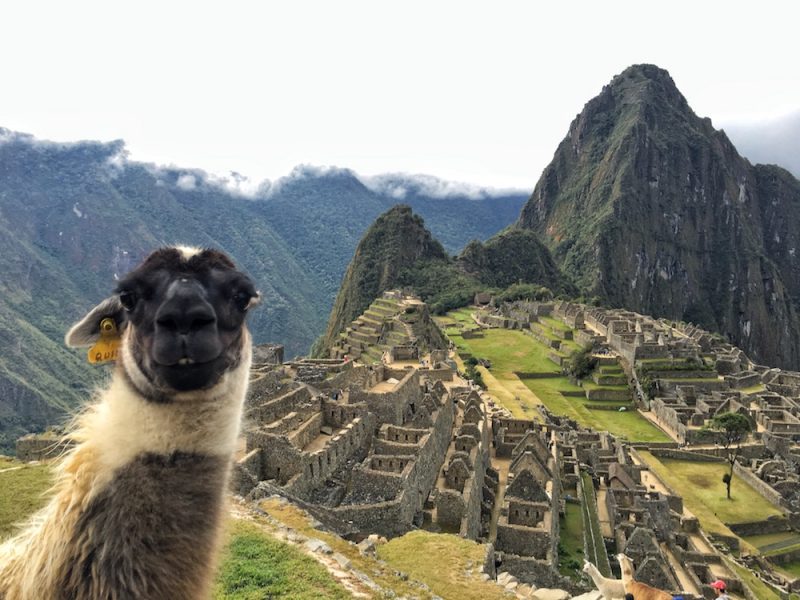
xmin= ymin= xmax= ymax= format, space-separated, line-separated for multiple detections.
xmin=88 ymin=318 xmax=122 ymax=364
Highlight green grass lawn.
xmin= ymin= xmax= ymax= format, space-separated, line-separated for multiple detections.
xmin=214 ymin=521 xmax=351 ymax=600
xmin=740 ymin=384 xmax=767 ymax=395
xmin=580 ymin=472 xmax=609 ymax=576
xmin=445 ymin=314 xmax=669 ymax=442
xmin=378 ymin=530 xmax=505 ymax=600
xmin=455 ymin=327 xmax=561 ymax=375
xmin=0 ymin=459 xmax=54 ymax=540
xmin=558 ymin=498 xmax=584 ymax=577
xmin=539 ymin=315 xmax=570 ymax=332
xmin=639 ymin=452 xmax=785 ymax=539
xmin=775 ymin=560 xmax=800 ymax=580
xmin=518 ymin=377 xmax=667 ymax=442
xmin=742 ymin=531 xmax=800 ymax=551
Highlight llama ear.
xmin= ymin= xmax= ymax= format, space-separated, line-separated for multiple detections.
xmin=65 ymin=296 xmax=127 ymax=348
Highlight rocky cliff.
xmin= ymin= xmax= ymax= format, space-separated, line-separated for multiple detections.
xmin=518 ymin=64 xmax=800 ymax=368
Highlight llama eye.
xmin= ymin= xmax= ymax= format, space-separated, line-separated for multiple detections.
xmin=119 ymin=290 xmax=138 ymax=311
xmin=233 ymin=291 xmax=252 ymax=312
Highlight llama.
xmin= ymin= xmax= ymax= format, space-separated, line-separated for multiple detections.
xmin=582 ymin=560 xmax=626 ymax=600
xmin=0 ymin=246 xmax=260 ymax=599
xmin=617 ymin=554 xmax=673 ymax=600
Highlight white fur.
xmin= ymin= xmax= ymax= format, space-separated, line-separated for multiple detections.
xmin=175 ymin=244 xmax=203 ymax=259
xmin=82 ymin=331 xmax=251 ymax=491
xmin=0 ymin=321 xmax=253 ymax=599
xmin=583 ymin=560 xmax=626 ymax=600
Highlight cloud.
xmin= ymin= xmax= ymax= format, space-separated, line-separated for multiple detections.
xmin=722 ymin=111 xmax=800 ymax=178
xmin=360 ymin=172 xmax=528 ymax=200
xmin=175 ymin=173 xmax=197 ymax=191
xmin=261 ymin=164 xmax=357 ymax=198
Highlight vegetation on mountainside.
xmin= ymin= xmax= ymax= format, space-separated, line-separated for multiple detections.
xmin=0 ymin=134 xmax=525 ymax=452
xmin=318 ymin=206 xmax=576 ymax=356
xmin=515 ymin=64 xmax=800 ymax=370
xmin=495 ymin=282 xmax=554 ymax=303
xmin=459 ymin=229 xmax=575 ymax=294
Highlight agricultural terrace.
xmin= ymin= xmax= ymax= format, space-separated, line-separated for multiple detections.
xmin=437 ymin=309 xmax=670 ymax=442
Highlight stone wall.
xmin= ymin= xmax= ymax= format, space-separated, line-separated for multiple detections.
xmin=349 ymin=368 xmax=421 ymax=426
xmin=499 ymin=555 xmax=583 ymax=593
xmin=728 ymin=517 xmax=791 ymax=537
xmin=247 ymin=386 xmax=314 ymax=424
xmin=733 ymin=462 xmax=788 ymax=511
xmin=332 ymin=387 xmax=455 ymax=537
xmin=232 ymin=448 xmax=263 ymax=496
xmin=316 ymin=363 xmax=366 ymax=392
xmin=496 ymin=521 xmax=552 ymax=558
xmin=15 ymin=434 xmax=72 ymax=461
xmin=288 ymin=412 xmax=323 ymax=449
xmin=650 ymin=449 xmax=725 ymax=462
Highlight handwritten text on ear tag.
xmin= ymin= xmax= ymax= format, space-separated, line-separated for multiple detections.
xmin=88 ymin=318 xmax=121 ymax=364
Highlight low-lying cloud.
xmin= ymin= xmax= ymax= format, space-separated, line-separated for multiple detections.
xmin=360 ymin=172 xmax=528 ymax=200
xmin=722 ymin=111 xmax=800 ymax=178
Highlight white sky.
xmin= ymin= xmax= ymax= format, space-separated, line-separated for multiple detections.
xmin=1 ymin=1 xmax=798 ymax=190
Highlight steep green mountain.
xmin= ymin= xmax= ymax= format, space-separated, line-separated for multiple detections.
xmin=317 ymin=206 xmax=573 ymax=355
xmin=255 ymin=168 xmax=528 ymax=309
xmin=517 ymin=64 xmax=800 ymax=369
xmin=0 ymin=131 xmax=525 ymax=451
xmin=317 ymin=205 xmax=464 ymax=352
xmin=459 ymin=228 xmax=572 ymax=292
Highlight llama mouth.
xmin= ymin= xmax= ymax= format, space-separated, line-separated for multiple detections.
xmin=177 ymin=358 xmax=195 ymax=366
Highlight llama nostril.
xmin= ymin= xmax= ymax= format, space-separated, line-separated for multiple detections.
xmin=190 ymin=316 xmax=216 ymax=330
xmin=156 ymin=317 xmax=179 ymax=332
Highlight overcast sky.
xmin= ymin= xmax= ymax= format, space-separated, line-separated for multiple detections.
xmin=2 ymin=1 xmax=798 ymax=190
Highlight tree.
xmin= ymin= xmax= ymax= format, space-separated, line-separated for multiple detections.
xmin=708 ymin=412 xmax=752 ymax=500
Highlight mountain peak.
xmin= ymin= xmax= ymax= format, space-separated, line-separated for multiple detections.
xmin=518 ymin=65 xmax=800 ymax=369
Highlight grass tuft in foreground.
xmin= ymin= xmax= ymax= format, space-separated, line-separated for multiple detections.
xmin=377 ymin=530 xmax=506 ymax=600
xmin=213 ymin=520 xmax=351 ymax=600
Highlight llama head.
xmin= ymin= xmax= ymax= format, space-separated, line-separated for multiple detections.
xmin=67 ymin=246 xmax=260 ymax=396
xmin=582 ymin=560 xmax=592 ymax=574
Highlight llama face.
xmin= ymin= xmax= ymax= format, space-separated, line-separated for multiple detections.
xmin=68 ymin=247 xmax=259 ymax=395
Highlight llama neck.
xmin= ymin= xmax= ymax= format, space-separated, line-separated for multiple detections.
xmin=80 ymin=365 xmax=247 ymax=484
xmin=0 ymin=349 xmax=251 ymax=599
xmin=586 ymin=562 xmax=601 ymax=581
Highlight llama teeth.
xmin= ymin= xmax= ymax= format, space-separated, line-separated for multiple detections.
xmin=178 ymin=358 xmax=195 ymax=365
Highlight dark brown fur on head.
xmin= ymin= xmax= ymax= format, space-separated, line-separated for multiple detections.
xmin=117 ymin=247 xmax=259 ymax=396
xmin=66 ymin=246 xmax=260 ymax=399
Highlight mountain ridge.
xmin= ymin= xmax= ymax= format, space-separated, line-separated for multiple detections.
xmin=517 ymin=63 xmax=800 ymax=368
xmin=0 ymin=131 xmax=527 ymax=451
